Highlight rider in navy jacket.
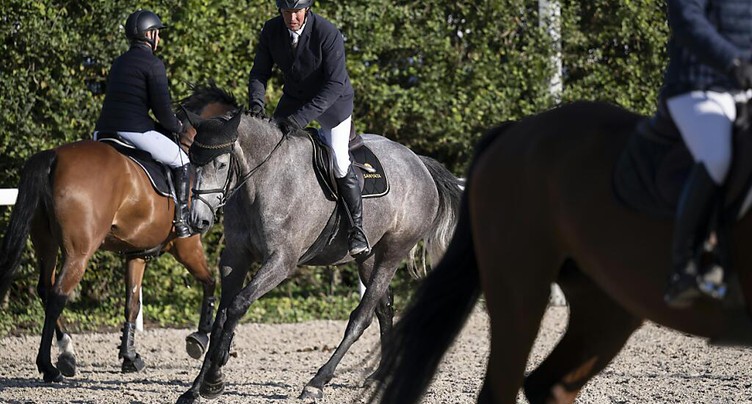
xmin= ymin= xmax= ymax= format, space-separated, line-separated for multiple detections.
xmin=94 ymin=10 xmax=192 ymax=238
xmin=248 ymin=9 xmax=354 ymax=129
xmin=95 ymin=44 xmax=183 ymax=135
xmin=661 ymin=0 xmax=752 ymax=307
xmin=248 ymin=0 xmax=369 ymax=258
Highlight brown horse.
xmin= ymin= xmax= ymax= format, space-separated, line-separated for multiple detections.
xmin=370 ymin=101 xmax=752 ymax=403
xmin=0 ymin=99 xmax=231 ymax=382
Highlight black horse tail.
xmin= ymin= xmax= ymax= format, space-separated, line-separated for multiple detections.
xmin=370 ymin=121 xmax=517 ymax=404
xmin=410 ymin=155 xmax=463 ymax=277
xmin=0 ymin=150 xmax=56 ymax=301
xmin=371 ymin=190 xmax=480 ymax=404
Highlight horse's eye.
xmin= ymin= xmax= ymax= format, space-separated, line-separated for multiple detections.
xmin=218 ymin=162 xmax=227 ymax=170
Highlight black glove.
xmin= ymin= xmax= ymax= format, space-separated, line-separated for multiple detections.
xmin=277 ymin=116 xmax=301 ymax=136
xmin=731 ymin=58 xmax=752 ymax=89
xmin=249 ymin=104 xmax=266 ymax=119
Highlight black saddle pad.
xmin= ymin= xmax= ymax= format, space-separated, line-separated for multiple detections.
xmin=96 ymin=135 xmax=173 ymax=198
xmin=613 ymin=112 xmax=752 ymax=220
xmin=306 ymin=129 xmax=389 ymax=201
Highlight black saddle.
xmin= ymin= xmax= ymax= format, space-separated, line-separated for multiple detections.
xmin=613 ymin=99 xmax=752 ymax=221
xmin=95 ymin=133 xmax=174 ymax=198
xmin=304 ymin=128 xmax=389 ymax=201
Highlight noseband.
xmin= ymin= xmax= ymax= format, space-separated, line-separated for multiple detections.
xmin=191 ymin=134 xmax=288 ymax=219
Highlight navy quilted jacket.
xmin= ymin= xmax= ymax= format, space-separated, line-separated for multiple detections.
xmin=95 ymin=44 xmax=182 ymax=134
xmin=661 ymin=0 xmax=752 ymax=98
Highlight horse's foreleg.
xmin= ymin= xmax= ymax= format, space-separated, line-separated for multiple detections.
xmin=300 ymin=257 xmax=400 ymax=400
xmin=200 ymin=254 xmax=293 ymax=400
xmin=120 ymin=257 xmax=146 ymax=373
xmin=170 ymin=237 xmax=217 ymax=360
xmin=178 ymin=249 xmax=264 ymax=404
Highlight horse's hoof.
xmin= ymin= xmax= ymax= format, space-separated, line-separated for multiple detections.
xmin=199 ymin=381 xmax=225 ymax=400
xmin=56 ymin=353 xmax=76 ymax=377
xmin=299 ymin=385 xmax=324 ymax=401
xmin=363 ymin=371 xmax=382 ymax=387
xmin=176 ymin=391 xmax=199 ymax=404
xmin=42 ymin=368 xmax=63 ymax=383
xmin=122 ymin=353 xmax=146 ymax=373
xmin=200 ymin=371 xmax=225 ymax=400
xmin=186 ymin=332 xmax=209 ymax=359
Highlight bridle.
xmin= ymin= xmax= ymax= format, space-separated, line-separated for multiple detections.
xmin=191 ymin=133 xmax=288 ymax=219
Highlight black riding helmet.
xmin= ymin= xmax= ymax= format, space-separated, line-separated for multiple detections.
xmin=124 ymin=10 xmax=165 ymax=47
xmin=276 ymin=0 xmax=313 ymax=9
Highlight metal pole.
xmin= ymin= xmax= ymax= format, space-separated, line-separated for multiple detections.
xmin=539 ymin=0 xmax=562 ymax=103
xmin=540 ymin=1 xmax=566 ymax=306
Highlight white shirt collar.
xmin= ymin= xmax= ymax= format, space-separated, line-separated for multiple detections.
xmin=288 ymin=20 xmax=307 ymax=40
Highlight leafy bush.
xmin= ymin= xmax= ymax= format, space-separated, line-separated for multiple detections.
xmin=0 ymin=0 xmax=668 ymax=335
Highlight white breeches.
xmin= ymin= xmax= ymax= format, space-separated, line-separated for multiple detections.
xmin=666 ymin=91 xmax=736 ymax=185
xmin=319 ymin=115 xmax=352 ymax=178
xmin=96 ymin=130 xmax=188 ymax=169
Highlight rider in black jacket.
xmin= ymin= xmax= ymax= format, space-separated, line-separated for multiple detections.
xmin=661 ymin=0 xmax=752 ymax=307
xmin=248 ymin=0 xmax=369 ymax=257
xmin=94 ymin=10 xmax=192 ymax=238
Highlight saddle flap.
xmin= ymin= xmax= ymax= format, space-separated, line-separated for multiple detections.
xmin=306 ymin=129 xmax=389 ymax=201
xmin=97 ymin=136 xmax=173 ymax=198
xmin=614 ymin=114 xmax=752 ymax=220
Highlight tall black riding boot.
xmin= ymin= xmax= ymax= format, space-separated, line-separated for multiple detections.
xmin=336 ymin=166 xmax=371 ymax=257
xmin=664 ymin=163 xmax=720 ymax=308
xmin=172 ymin=163 xmax=192 ymax=238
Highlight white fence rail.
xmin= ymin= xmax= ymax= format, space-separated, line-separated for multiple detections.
xmin=0 ymin=189 xmax=18 ymax=206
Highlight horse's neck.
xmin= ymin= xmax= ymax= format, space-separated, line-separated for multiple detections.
xmin=235 ymin=118 xmax=311 ymax=186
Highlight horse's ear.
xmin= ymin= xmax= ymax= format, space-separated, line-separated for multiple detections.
xmin=227 ymin=109 xmax=242 ymax=131
xmin=180 ymin=105 xmax=205 ymax=127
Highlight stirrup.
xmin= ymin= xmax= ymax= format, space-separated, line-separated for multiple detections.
xmin=174 ymin=221 xmax=192 ymax=238
xmin=664 ymin=270 xmax=701 ymax=309
xmin=348 ymin=228 xmax=370 ymax=257
xmin=697 ymin=264 xmax=727 ymax=300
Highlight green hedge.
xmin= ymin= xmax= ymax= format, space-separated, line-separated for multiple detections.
xmin=0 ymin=0 xmax=668 ymax=334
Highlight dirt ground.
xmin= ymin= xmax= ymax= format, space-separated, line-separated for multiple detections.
xmin=2 ymin=305 xmax=752 ymax=403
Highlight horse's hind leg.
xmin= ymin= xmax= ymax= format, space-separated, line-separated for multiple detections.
xmin=523 ymin=260 xmax=642 ymax=404
xmin=34 ymin=251 xmax=89 ymax=382
xmin=30 ymin=214 xmax=77 ymax=379
xmin=169 ymin=236 xmax=216 ymax=360
xmin=300 ymin=253 xmax=400 ymax=400
xmin=365 ymin=283 xmax=394 ymax=384
xmin=119 ymin=257 xmax=147 ymax=373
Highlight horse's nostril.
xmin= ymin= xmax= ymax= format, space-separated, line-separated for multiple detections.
xmin=202 ymin=220 xmax=211 ymax=228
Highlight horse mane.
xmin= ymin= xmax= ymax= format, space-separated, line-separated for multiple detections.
xmin=180 ymin=81 xmax=304 ymax=142
xmin=180 ymin=81 xmax=242 ymax=114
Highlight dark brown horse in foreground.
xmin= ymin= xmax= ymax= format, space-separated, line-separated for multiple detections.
xmin=371 ymin=101 xmax=752 ymax=403
xmin=0 ymin=110 xmax=226 ymax=382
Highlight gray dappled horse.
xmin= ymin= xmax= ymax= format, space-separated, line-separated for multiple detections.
xmin=176 ymin=102 xmax=462 ymax=402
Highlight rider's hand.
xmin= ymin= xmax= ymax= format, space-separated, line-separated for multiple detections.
xmin=731 ymin=58 xmax=752 ymax=89
xmin=249 ymin=104 xmax=266 ymax=119
xmin=277 ymin=116 xmax=301 ymax=136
